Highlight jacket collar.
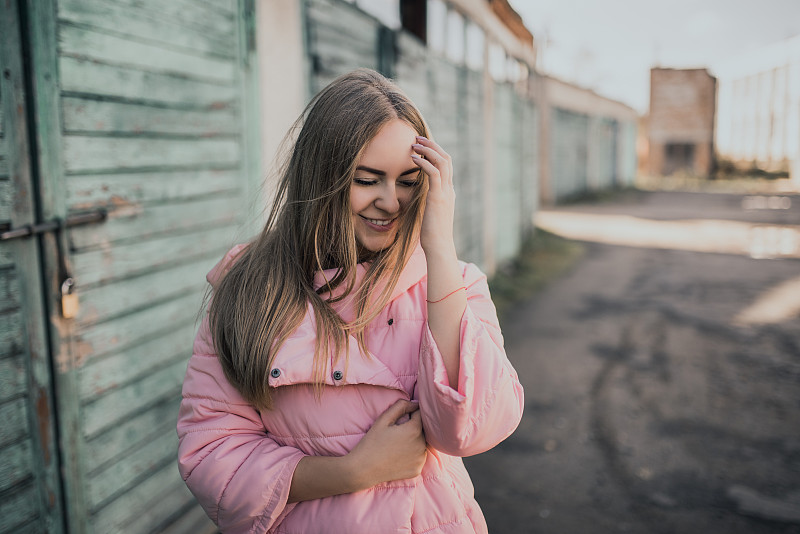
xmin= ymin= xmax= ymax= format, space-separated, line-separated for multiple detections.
xmin=205 ymin=243 xmax=426 ymax=392
xmin=312 ymin=244 xmax=427 ymax=312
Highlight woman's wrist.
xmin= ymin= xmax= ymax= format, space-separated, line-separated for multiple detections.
xmin=341 ymin=449 xmax=374 ymax=492
xmin=422 ymin=239 xmax=457 ymax=262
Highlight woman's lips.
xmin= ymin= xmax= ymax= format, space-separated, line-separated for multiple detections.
xmin=360 ymin=215 xmax=397 ymax=232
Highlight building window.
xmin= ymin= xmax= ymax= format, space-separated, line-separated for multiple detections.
xmin=664 ymin=143 xmax=696 ymax=174
xmin=400 ymin=0 xmax=427 ymax=43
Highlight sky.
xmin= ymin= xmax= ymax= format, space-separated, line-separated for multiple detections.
xmin=508 ymin=0 xmax=800 ymax=114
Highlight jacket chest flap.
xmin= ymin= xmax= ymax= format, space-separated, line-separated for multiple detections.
xmin=260 ymin=309 xmax=423 ymax=456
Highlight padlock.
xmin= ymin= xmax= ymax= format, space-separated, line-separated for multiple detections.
xmin=61 ymin=278 xmax=79 ymax=319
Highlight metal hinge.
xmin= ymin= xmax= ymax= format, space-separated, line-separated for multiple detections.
xmin=0 ymin=209 xmax=107 ymax=241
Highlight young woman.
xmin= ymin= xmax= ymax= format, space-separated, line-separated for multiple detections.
xmin=177 ymin=69 xmax=524 ymax=534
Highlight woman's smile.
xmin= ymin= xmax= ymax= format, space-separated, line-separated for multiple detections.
xmin=359 ymin=215 xmax=398 ymax=231
xmin=350 ymin=119 xmax=420 ymax=251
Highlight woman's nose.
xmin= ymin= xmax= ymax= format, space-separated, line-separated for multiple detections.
xmin=375 ymin=182 xmax=400 ymax=213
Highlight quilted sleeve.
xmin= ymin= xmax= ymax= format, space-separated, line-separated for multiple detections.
xmin=177 ymin=314 xmax=306 ymax=534
xmin=417 ymin=262 xmax=524 ymax=457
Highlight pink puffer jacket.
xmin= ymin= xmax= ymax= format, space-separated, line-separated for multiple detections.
xmin=177 ymin=245 xmax=524 ymax=533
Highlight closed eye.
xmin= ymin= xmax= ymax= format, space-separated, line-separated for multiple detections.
xmin=353 ymin=178 xmax=378 ymax=186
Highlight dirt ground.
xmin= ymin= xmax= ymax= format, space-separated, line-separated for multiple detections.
xmin=465 ymin=189 xmax=800 ymax=534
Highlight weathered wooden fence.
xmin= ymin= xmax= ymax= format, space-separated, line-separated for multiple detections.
xmin=1 ymin=0 xmax=256 ymax=532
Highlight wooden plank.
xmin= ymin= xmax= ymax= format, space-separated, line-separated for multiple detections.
xmin=87 ymin=426 xmax=180 ymax=508
xmin=62 ymin=136 xmax=240 ymax=174
xmin=0 ymin=440 xmax=33 ymax=492
xmin=75 ymin=257 xmax=214 ymax=327
xmin=69 ymin=194 xmax=241 ymax=251
xmin=194 ymin=0 xmax=236 ymax=16
xmin=159 ymin=504 xmax=217 ymax=534
xmin=60 ymin=56 xmax=238 ymax=108
xmin=82 ymin=360 xmax=187 ymax=439
xmin=0 ymin=480 xmax=39 ymax=533
xmin=58 ymin=0 xmax=235 ymax=58
xmin=307 ymin=0 xmax=377 ymax=41
xmin=83 ymin=397 xmax=180 ymax=473
xmin=0 ymin=179 xmax=10 ymax=221
xmin=116 ymin=483 xmax=199 ymax=534
xmin=89 ymin=463 xmax=195 ymax=534
xmin=79 ymin=0 xmax=238 ymax=38
xmin=78 ymin=323 xmax=196 ymax=400
xmin=59 ymin=24 xmax=235 ymax=84
xmin=309 ymin=21 xmax=377 ymax=55
xmin=0 ymin=312 xmax=23 ymax=359
xmin=0 ymin=354 xmax=28 ymax=403
xmin=61 ymin=97 xmax=238 ymax=137
xmin=0 ymin=397 xmax=30 ymax=448
xmin=74 ymin=291 xmax=202 ymax=363
xmin=66 ymin=169 xmax=241 ymax=210
xmin=0 ymin=267 xmax=20 ymax=313
xmin=0 ymin=246 xmax=11 ymax=269
xmin=71 ymin=224 xmax=239 ymax=286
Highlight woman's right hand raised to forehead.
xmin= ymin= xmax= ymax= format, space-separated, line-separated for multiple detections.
xmin=411 ymin=136 xmax=456 ymax=254
xmin=346 ymin=399 xmax=428 ymax=488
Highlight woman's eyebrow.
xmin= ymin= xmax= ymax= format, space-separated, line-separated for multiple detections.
xmin=356 ymin=165 xmax=419 ymax=176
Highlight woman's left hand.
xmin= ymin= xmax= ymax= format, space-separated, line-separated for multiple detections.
xmin=411 ymin=136 xmax=456 ymax=253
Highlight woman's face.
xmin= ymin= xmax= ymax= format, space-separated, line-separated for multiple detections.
xmin=350 ymin=119 xmax=421 ymax=252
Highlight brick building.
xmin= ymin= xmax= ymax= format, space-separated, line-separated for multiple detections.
xmin=648 ymin=68 xmax=717 ymax=177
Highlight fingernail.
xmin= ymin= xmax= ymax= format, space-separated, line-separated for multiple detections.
xmin=412 ymin=143 xmax=423 ymax=149
xmin=416 ymin=136 xmax=427 ymax=141
xmin=411 ymin=154 xmax=420 ymax=159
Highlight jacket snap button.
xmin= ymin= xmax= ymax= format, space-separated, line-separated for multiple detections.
xmin=332 ymin=370 xmax=343 ymax=380
xmin=388 ymin=318 xmax=394 ymax=325
xmin=270 ymin=368 xmax=281 ymax=378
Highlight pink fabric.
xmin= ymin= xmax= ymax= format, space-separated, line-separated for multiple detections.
xmin=177 ymin=245 xmax=524 ymax=533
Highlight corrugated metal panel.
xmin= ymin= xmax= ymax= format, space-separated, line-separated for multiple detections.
xmin=551 ymin=107 xmax=589 ymax=201
xmin=587 ymin=116 xmax=617 ymax=190
xmin=305 ymin=0 xmax=380 ymax=93
xmin=457 ymin=68 xmax=486 ymax=266
xmin=493 ymin=83 xmax=522 ymax=266
xmin=43 ymin=0 xmax=253 ymax=531
xmin=520 ymin=98 xmax=539 ymax=233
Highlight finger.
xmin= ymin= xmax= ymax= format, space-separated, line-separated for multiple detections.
xmin=411 ymin=154 xmax=441 ymax=187
xmin=407 ymin=409 xmax=423 ymax=429
xmin=376 ymin=399 xmax=417 ymax=426
xmin=413 ymin=143 xmax=452 ymax=187
xmin=415 ymin=136 xmax=450 ymax=162
xmin=411 ymin=144 xmax=443 ymax=166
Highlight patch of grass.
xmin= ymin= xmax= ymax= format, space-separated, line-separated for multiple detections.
xmin=488 ymin=227 xmax=585 ymax=322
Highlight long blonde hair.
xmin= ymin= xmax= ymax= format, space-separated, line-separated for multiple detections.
xmin=208 ymin=69 xmax=430 ymax=410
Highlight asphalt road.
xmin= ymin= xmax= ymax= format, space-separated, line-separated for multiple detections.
xmin=465 ymin=189 xmax=800 ymax=534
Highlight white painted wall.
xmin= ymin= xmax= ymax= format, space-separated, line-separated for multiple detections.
xmin=714 ymin=34 xmax=800 ymax=184
xmin=256 ymin=0 xmax=308 ymax=211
